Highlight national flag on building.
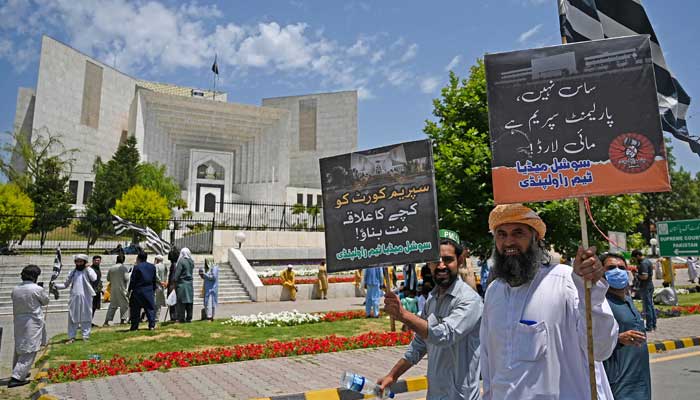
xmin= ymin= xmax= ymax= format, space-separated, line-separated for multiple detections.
xmin=559 ymin=0 xmax=698 ymax=155
xmin=212 ymin=54 xmax=219 ymax=75
xmin=112 ymin=215 xmax=171 ymax=255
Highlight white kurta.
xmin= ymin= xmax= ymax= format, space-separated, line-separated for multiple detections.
xmin=688 ymin=258 xmax=699 ymax=282
xmin=480 ymin=264 xmax=619 ymax=400
xmin=12 ymin=281 xmax=49 ymax=354
xmin=55 ymin=268 xmax=97 ymax=324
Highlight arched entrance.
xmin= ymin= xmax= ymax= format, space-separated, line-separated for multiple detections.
xmin=203 ymin=193 xmax=216 ymax=212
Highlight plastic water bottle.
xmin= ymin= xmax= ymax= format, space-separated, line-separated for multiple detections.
xmin=340 ymin=371 xmax=395 ymax=399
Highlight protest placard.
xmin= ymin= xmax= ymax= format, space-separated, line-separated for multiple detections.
xmin=485 ymin=35 xmax=671 ymax=204
xmin=319 ymin=139 xmax=439 ymax=272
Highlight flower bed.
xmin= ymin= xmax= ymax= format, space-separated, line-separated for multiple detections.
xmin=657 ymin=304 xmax=700 ymax=318
xmin=261 ymin=276 xmax=356 ymax=285
xmin=46 ymin=331 xmax=413 ymax=383
xmin=221 ymin=310 xmax=366 ymax=327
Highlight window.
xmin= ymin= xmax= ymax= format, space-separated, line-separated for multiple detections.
xmin=296 ymin=193 xmax=303 ymax=205
xmin=306 ymin=194 xmax=313 ymax=208
xmin=316 ymin=195 xmax=322 ymax=206
xmin=82 ymin=181 xmax=93 ymax=204
xmin=69 ymin=180 xmax=79 ymax=204
xmin=299 ymin=98 xmax=317 ymax=151
xmin=80 ymin=61 xmax=103 ymax=128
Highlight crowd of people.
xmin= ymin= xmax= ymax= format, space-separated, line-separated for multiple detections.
xmin=9 ymin=246 xmax=219 ymax=388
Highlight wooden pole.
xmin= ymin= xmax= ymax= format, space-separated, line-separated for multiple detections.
xmin=385 ymin=267 xmax=396 ymax=332
xmin=578 ymin=198 xmax=597 ymax=400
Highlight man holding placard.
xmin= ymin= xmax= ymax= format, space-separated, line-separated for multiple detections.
xmin=378 ymin=230 xmax=482 ymax=400
xmin=479 ymin=204 xmax=618 ymax=399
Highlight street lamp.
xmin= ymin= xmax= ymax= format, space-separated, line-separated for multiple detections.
xmin=649 ymin=237 xmax=658 ymax=257
xmin=234 ymin=231 xmax=246 ymax=249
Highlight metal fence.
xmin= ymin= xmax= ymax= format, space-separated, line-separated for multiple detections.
xmin=215 ymin=201 xmax=324 ymax=232
xmin=0 ymin=215 xmax=215 ymax=255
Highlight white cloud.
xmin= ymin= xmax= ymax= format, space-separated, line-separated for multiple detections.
xmin=357 ymin=86 xmax=374 ymax=100
xmin=385 ymin=69 xmax=411 ymax=87
xmin=445 ymin=55 xmax=461 ymax=71
xmin=518 ymin=24 xmax=542 ymax=43
xmin=370 ymin=50 xmax=384 ymax=64
xmin=400 ymin=43 xmax=418 ymax=62
xmin=420 ymin=77 xmax=440 ymax=94
xmin=347 ymin=39 xmax=369 ymax=57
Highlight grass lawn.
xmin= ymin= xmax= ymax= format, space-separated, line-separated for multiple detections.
xmin=44 ymin=316 xmax=392 ymax=365
xmin=634 ymin=291 xmax=700 ymax=313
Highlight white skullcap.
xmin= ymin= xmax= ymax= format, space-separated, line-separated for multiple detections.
xmin=74 ymin=254 xmax=89 ymax=262
xmin=154 ymin=254 xmax=164 ymax=260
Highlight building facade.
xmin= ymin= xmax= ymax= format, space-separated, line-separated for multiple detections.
xmin=13 ymin=36 xmax=358 ymax=212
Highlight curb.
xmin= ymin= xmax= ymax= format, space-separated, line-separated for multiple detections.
xmin=251 ymin=376 xmax=428 ymax=400
xmin=647 ymin=336 xmax=700 ymax=353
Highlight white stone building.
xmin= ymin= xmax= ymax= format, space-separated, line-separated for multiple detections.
xmin=13 ymin=36 xmax=357 ymax=213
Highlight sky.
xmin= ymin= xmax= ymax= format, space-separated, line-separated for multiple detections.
xmin=0 ymin=0 xmax=698 ymax=174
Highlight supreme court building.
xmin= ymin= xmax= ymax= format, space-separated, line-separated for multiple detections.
xmin=12 ymin=36 xmax=357 ymax=213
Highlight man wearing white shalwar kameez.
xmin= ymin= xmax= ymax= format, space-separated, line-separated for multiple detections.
xmin=687 ymin=257 xmax=699 ymax=284
xmin=480 ymin=204 xmax=619 ymax=400
xmin=9 ymin=265 xmax=49 ymax=388
xmin=52 ymin=254 xmax=97 ymax=342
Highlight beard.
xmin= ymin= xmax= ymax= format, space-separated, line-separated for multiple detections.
xmin=491 ymin=241 xmax=542 ymax=287
xmin=433 ymin=268 xmax=458 ymax=289
xmin=76 ymin=264 xmax=86 ymax=271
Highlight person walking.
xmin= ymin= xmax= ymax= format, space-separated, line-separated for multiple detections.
xmin=103 ymin=254 xmax=130 ymax=326
xmin=153 ymin=255 xmax=168 ymax=320
xmin=89 ymin=255 xmax=103 ymax=327
xmin=166 ymin=246 xmax=180 ymax=321
xmin=51 ymin=254 xmax=97 ymax=342
xmin=9 ymin=265 xmax=49 ymax=388
xmin=601 ymin=253 xmax=652 ymax=400
xmin=363 ymin=267 xmax=384 ymax=318
xmin=199 ymin=258 xmax=219 ymax=321
xmin=172 ymin=247 xmax=194 ymax=323
xmin=687 ymin=256 xmax=699 ymax=284
xmin=128 ymin=251 xmax=158 ymax=330
xmin=317 ymin=261 xmax=329 ymax=299
xmin=632 ymin=249 xmax=656 ymax=331
xmin=281 ymin=265 xmax=297 ymax=301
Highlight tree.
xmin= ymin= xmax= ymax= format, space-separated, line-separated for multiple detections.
xmin=0 ymin=129 xmax=76 ymax=191
xmin=111 ymin=185 xmax=170 ymax=236
xmin=0 ymin=183 xmax=34 ymax=246
xmin=79 ymin=136 xmax=140 ymax=243
xmin=424 ymin=63 xmax=494 ymax=255
xmin=138 ymin=162 xmax=184 ymax=209
xmin=426 ymin=60 xmax=647 ymax=256
xmin=26 ymin=157 xmax=75 ymax=247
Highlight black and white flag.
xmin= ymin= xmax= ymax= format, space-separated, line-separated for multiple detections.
xmin=559 ymin=0 xmax=698 ymax=155
xmin=112 ymin=215 xmax=171 ymax=255
xmin=212 ymin=54 xmax=219 ymax=75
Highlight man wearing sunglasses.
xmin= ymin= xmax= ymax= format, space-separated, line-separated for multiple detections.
xmin=378 ymin=230 xmax=483 ymax=400
xmin=479 ymin=204 xmax=618 ymax=400
xmin=600 ymin=252 xmax=651 ymax=400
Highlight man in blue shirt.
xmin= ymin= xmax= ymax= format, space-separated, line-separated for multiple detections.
xmin=128 ymin=251 xmax=159 ymax=330
xmin=363 ymin=267 xmax=384 ymax=318
xmin=601 ymin=253 xmax=651 ymax=400
xmin=632 ymin=249 xmax=656 ymax=331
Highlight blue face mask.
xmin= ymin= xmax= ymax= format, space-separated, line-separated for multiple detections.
xmin=605 ymin=268 xmax=629 ymax=289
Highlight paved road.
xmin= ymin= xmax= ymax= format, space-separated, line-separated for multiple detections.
xmin=650 ymin=346 xmax=700 ymax=399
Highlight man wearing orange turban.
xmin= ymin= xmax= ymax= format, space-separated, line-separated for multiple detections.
xmin=479 ymin=203 xmax=619 ymax=400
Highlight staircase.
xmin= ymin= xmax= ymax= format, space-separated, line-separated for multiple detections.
xmin=0 ymin=262 xmax=251 ymax=315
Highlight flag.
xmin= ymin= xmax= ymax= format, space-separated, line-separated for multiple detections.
xmin=559 ymin=0 xmax=698 ymax=155
xmin=112 ymin=215 xmax=171 ymax=255
xmin=49 ymin=246 xmax=62 ymax=299
xmin=212 ymin=54 xmax=219 ymax=75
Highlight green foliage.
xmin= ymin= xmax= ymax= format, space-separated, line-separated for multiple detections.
xmin=0 ymin=129 xmax=76 ymax=192
xmin=138 ymin=162 xmax=183 ymax=208
xmin=111 ymin=185 xmax=170 ymax=234
xmin=292 ymin=203 xmax=306 ymax=215
xmin=424 ymin=62 xmax=494 ymax=255
xmin=306 ymin=205 xmax=321 ymax=217
xmin=0 ymin=183 xmax=34 ymax=245
xmin=79 ymin=136 xmax=140 ymax=243
xmin=26 ymin=157 xmax=74 ymax=245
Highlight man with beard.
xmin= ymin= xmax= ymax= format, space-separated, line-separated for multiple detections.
xmin=89 ymin=255 xmax=103 ymax=326
xmin=51 ymin=254 xmax=98 ymax=342
xmin=480 ymin=204 xmax=618 ymax=400
xmin=379 ymin=231 xmax=483 ymax=400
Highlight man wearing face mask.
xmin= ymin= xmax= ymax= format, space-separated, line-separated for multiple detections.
xmin=51 ymin=254 xmax=97 ymax=342
xmin=480 ymin=204 xmax=618 ymax=400
xmin=379 ymin=229 xmax=483 ymax=400
xmin=601 ymin=253 xmax=651 ymax=400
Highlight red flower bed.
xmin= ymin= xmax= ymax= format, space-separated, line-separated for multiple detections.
xmin=320 ymin=310 xmax=367 ymax=322
xmin=261 ymin=276 xmax=356 ymax=285
xmin=46 ymin=331 xmax=413 ymax=383
xmin=672 ymin=305 xmax=700 ymax=315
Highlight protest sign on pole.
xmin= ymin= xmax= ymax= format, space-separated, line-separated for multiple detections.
xmin=485 ymin=35 xmax=670 ymax=205
xmin=319 ymin=139 xmax=440 ymax=273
